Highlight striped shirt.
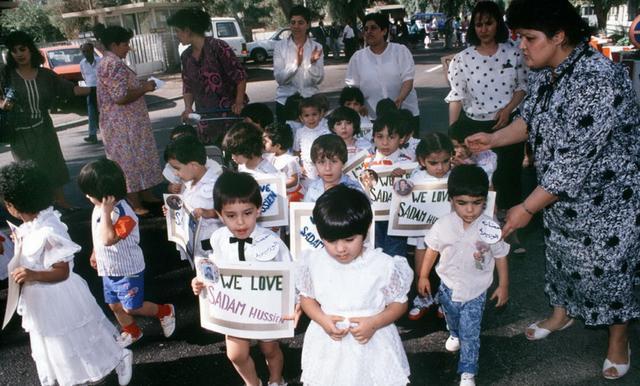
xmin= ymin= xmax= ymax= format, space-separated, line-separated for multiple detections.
xmin=92 ymin=199 xmax=145 ymax=276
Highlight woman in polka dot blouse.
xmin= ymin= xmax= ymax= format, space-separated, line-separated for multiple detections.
xmin=467 ymin=0 xmax=640 ymax=380
xmin=445 ymin=1 xmax=528 ymax=216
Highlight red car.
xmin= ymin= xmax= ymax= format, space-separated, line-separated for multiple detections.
xmin=39 ymin=45 xmax=101 ymax=83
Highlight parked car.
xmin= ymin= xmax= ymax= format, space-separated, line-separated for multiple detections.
xmin=40 ymin=45 xmax=101 ymax=83
xmin=247 ymin=28 xmax=291 ymax=63
xmin=178 ymin=17 xmax=248 ymax=59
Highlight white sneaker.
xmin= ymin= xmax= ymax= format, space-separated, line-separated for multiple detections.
xmin=267 ymin=381 xmax=287 ymax=386
xmin=460 ymin=372 xmax=475 ymax=386
xmin=115 ymin=349 xmax=133 ymax=386
xmin=445 ymin=335 xmax=460 ymax=352
xmin=118 ymin=331 xmax=143 ymax=348
xmin=160 ymin=304 xmax=176 ymax=338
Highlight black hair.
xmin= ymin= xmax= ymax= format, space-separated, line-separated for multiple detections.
xmin=310 ymin=134 xmax=348 ymax=164
xmin=99 ymin=26 xmax=134 ymax=51
xmin=77 ymin=158 xmax=127 ymax=201
xmin=372 ymin=114 xmax=402 ymax=136
xmin=339 ymin=86 xmax=365 ymax=106
xmin=283 ymin=93 xmax=304 ymax=121
xmin=164 ymin=135 xmax=206 ymax=165
xmin=289 ymin=5 xmax=311 ymax=24
xmin=5 ymin=31 xmax=45 ymax=69
xmin=448 ymin=115 xmax=491 ymax=143
xmin=264 ymin=122 xmax=294 ymax=150
xmin=506 ymin=0 xmax=590 ymax=46
xmin=222 ymin=122 xmax=264 ymax=158
xmin=213 ymin=171 xmax=262 ymax=212
xmin=396 ymin=109 xmax=414 ymax=138
xmin=299 ymin=97 xmax=322 ymax=115
xmin=465 ymin=1 xmax=510 ymax=46
xmin=375 ymin=98 xmax=397 ymax=118
xmin=363 ymin=12 xmax=391 ymax=40
xmin=311 ymin=94 xmax=329 ymax=113
xmin=328 ymin=106 xmax=361 ymax=136
xmin=241 ymin=103 xmax=274 ymax=129
xmin=167 ymin=8 xmax=212 ymax=36
xmin=447 ymin=164 xmax=489 ymax=198
xmin=416 ymin=132 xmax=454 ymax=161
xmin=170 ymin=124 xmax=198 ymax=140
xmin=0 ymin=161 xmax=52 ymax=214
xmin=313 ymin=184 xmax=372 ymax=241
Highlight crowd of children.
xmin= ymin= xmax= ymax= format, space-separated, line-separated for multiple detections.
xmin=2 ymin=85 xmax=509 ymax=386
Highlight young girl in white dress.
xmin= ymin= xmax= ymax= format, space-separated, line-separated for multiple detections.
xmin=295 ymin=184 xmax=413 ymax=386
xmin=2 ymin=161 xmax=132 ymax=386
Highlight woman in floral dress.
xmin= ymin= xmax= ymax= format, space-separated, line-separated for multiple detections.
xmin=168 ymin=9 xmax=248 ymax=145
xmin=97 ymin=26 xmax=162 ymax=215
xmin=468 ymin=0 xmax=640 ymax=380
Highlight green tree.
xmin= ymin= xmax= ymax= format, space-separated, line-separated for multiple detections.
xmin=0 ymin=2 xmax=65 ymax=43
xmin=591 ymin=0 xmax=627 ymax=29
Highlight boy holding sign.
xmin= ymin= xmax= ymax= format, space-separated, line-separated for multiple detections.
xmin=191 ymin=171 xmax=293 ymax=386
xmin=417 ymin=165 xmax=509 ymax=386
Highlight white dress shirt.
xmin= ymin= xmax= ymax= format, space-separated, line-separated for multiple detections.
xmin=274 ymin=37 xmax=324 ymax=105
xmin=209 ymin=225 xmax=291 ymax=263
xmin=80 ymin=57 xmax=101 ymax=87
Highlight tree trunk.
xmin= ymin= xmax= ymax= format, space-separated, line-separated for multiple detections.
xmin=595 ymin=6 xmax=610 ymax=31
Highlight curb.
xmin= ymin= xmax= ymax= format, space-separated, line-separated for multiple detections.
xmin=53 ymin=94 xmax=184 ymax=132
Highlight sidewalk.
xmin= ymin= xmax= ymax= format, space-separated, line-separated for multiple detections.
xmin=51 ymin=73 xmax=184 ymax=130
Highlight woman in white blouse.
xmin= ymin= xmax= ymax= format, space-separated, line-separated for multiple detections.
xmin=345 ymin=12 xmax=420 ymax=135
xmin=273 ymin=5 xmax=324 ymax=122
xmin=445 ymin=1 xmax=527 ymax=216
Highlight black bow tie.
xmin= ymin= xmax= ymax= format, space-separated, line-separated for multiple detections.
xmin=229 ymin=237 xmax=252 ymax=261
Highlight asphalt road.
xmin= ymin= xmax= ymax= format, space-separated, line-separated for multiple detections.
xmin=1 ymin=44 xmax=639 ymax=386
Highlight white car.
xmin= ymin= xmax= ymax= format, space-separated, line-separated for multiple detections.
xmin=247 ymin=28 xmax=291 ymax=63
xmin=179 ymin=17 xmax=248 ymax=59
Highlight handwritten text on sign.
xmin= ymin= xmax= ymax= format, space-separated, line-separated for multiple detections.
xmin=387 ymin=183 xmax=496 ymax=237
xmin=197 ymin=259 xmax=294 ymax=339
xmin=253 ymin=173 xmax=289 ymax=227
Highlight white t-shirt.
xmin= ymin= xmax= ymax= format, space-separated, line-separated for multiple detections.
xmin=238 ymin=158 xmax=280 ymax=175
xmin=400 ymin=137 xmax=420 ymax=161
xmin=345 ymin=43 xmax=419 ymax=118
xmin=274 ymin=37 xmax=324 ymax=105
xmin=182 ymin=164 xmax=222 ymax=245
xmin=445 ymin=42 xmax=528 ymax=121
xmin=425 ymin=212 xmax=509 ymax=302
xmin=265 ymin=152 xmax=301 ymax=193
xmin=293 ymin=125 xmax=331 ymax=179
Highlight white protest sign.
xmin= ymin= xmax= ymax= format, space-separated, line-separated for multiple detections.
xmin=359 ymin=162 xmax=418 ymax=221
xmin=196 ymin=258 xmax=295 ymax=339
xmin=387 ymin=183 xmax=497 ymax=237
xmin=3 ymin=222 xmax=20 ymax=329
xmin=164 ymin=194 xmax=201 ymax=266
xmin=253 ymin=173 xmax=289 ymax=227
xmin=289 ymin=202 xmax=375 ymax=259
xmin=343 ymin=150 xmax=369 ymax=177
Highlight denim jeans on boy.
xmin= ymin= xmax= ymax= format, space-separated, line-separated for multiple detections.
xmin=87 ymin=87 xmax=99 ymax=137
xmin=435 ymin=282 xmax=486 ymax=375
xmin=375 ymin=221 xmax=407 ymax=257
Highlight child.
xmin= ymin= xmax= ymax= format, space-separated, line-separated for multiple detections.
xmin=407 ymin=133 xmax=454 ymax=320
xmin=191 ymin=171 xmax=292 ymax=386
xmin=295 ymin=184 xmax=412 ymax=385
xmin=310 ymin=93 xmax=330 ymax=132
xmin=363 ymin=115 xmax=412 ymax=257
xmin=327 ymin=106 xmax=372 ymax=162
xmin=293 ymin=97 xmax=330 ymax=181
xmin=339 ymin=86 xmax=373 ymax=139
xmin=417 ymin=165 xmax=509 ymax=386
xmin=283 ymin=93 xmax=304 ymax=132
xmin=397 ymin=109 xmax=421 ymax=162
xmin=448 ymin=119 xmax=497 ymax=181
xmin=241 ymin=103 xmax=274 ymax=130
xmin=263 ymin=122 xmax=304 ymax=202
xmin=164 ymin=135 xmax=222 ymax=258
xmin=2 ymin=161 xmax=133 ymax=386
xmin=223 ymin=122 xmax=279 ymax=175
xmin=163 ymin=124 xmax=223 ymax=194
xmin=303 ymin=134 xmax=363 ymax=202
xmin=78 ymin=159 xmax=176 ymax=348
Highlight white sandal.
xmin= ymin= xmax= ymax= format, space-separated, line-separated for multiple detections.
xmin=525 ymin=318 xmax=574 ymax=341
xmin=602 ymin=344 xmax=631 ymax=380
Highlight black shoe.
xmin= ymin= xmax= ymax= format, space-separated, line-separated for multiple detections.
xmin=83 ymin=136 xmax=98 ymax=144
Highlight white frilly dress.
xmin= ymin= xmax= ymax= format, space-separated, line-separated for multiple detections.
xmin=295 ymin=247 xmax=413 ymax=386
xmin=16 ymin=207 xmax=125 ymax=386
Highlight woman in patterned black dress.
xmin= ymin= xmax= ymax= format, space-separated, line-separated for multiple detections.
xmin=467 ymin=0 xmax=640 ymax=380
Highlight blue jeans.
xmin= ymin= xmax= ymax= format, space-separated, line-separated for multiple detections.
xmin=436 ymin=283 xmax=486 ymax=375
xmin=375 ymin=221 xmax=407 ymax=257
xmin=87 ymin=87 xmax=99 ymax=136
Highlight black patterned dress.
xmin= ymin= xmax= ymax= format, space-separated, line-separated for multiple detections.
xmin=518 ymin=44 xmax=640 ymax=326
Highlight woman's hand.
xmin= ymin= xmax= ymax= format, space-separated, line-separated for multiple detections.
xmin=231 ymin=96 xmax=245 ymax=115
xmin=181 ymin=106 xmax=194 ymax=123
xmin=320 ymin=314 xmax=350 ymax=341
xmin=310 ymin=46 xmax=322 ymax=64
xmin=502 ymin=203 xmax=533 ymax=239
xmin=349 ymin=316 xmax=378 ymax=344
xmin=465 ymin=132 xmax=495 ymax=153
xmin=492 ymin=107 xmax=511 ymax=130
